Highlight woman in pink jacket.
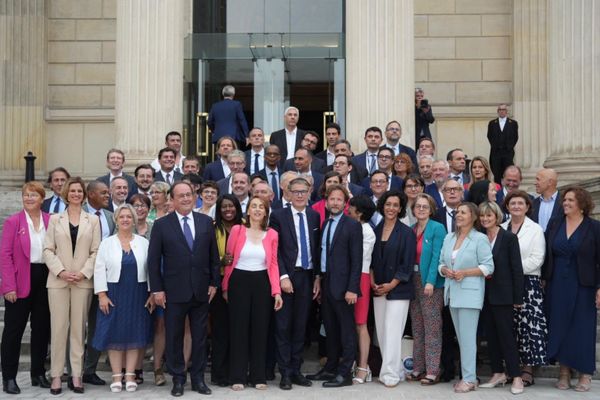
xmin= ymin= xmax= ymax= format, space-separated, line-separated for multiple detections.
xmin=0 ymin=182 xmax=51 ymax=394
xmin=222 ymin=196 xmax=283 ymax=391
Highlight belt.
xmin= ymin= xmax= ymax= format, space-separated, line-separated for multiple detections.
xmin=294 ymin=267 xmax=311 ymax=272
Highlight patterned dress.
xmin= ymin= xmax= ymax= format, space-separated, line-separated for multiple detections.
xmin=513 ymin=274 xmax=548 ymax=366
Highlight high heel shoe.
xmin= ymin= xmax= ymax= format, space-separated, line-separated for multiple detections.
xmin=479 ymin=375 xmax=507 ymax=388
xmin=574 ymin=374 xmax=592 ymax=392
xmin=110 ymin=374 xmax=123 ymax=393
xmin=352 ymin=367 xmax=372 ymax=384
xmin=50 ymin=378 xmax=62 ymax=396
xmin=70 ymin=377 xmax=84 ymax=394
xmin=124 ymin=373 xmax=138 ymax=392
xmin=454 ymin=380 xmax=477 ymax=393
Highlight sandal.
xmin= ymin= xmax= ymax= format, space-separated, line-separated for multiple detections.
xmin=231 ymin=383 xmax=244 ymax=391
xmin=110 ymin=374 xmax=123 ymax=393
xmin=420 ymin=375 xmax=440 ymax=386
xmin=555 ymin=368 xmax=571 ymax=390
xmin=353 ymin=367 xmax=372 ymax=384
xmin=406 ymin=372 xmax=425 ymax=382
xmin=134 ymin=369 xmax=144 ymax=385
xmin=520 ymin=370 xmax=535 ymax=387
xmin=454 ymin=380 xmax=476 ymax=393
xmin=124 ymin=372 xmax=138 ymax=392
xmin=254 ymin=383 xmax=267 ymax=390
xmin=154 ymin=368 xmax=166 ymax=386
xmin=574 ymin=374 xmax=591 ymax=392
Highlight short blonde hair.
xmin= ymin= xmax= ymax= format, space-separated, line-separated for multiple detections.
xmin=114 ymin=204 xmax=138 ymax=228
xmin=478 ymin=201 xmax=503 ymax=225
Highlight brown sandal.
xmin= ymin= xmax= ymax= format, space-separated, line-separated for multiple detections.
xmin=420 ymin=375 xmax=440 ymax=386
xmin=406 ymin=372 xmax=425 ymax=382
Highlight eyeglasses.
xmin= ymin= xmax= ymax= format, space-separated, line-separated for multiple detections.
xmin=414 ymin=204 xmax=430 ymax=210
xmin=443 ymin=187 xmax=462 ymax=193
xmin=132 ymin=204 xmax=148 ymax=209
xmin=22 ymin=193 xmax=40 ymax=199
xmin=378 ymin=155 xmax=392 ymax=160
xmin=371 ymin=179 xmax=387 ymax=185
xmin=386 ymin=127 xmax=401 ymax=132
xmin=291 ymin=190 xmax=309 ymax=196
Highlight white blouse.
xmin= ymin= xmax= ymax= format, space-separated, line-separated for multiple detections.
xmin=361 ymin=222 xmax=376 ymax=274
xmin=236 ymin=237 xmax=267 ymax=272
xmin=25 ymin=211 xmax=45 ymax=263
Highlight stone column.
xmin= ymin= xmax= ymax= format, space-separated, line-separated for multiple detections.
xmin=512 ymin=0 xmax=549 ymax=178
xmin=545 ymin=0 xmax=600 ymax=183
xmin=0 ymin=0 xmax=46 ymax=185
xmin=345 ymin=0 xmax=414 ymax=151
xmin=115 ymin=0 xmax=185 ymax=167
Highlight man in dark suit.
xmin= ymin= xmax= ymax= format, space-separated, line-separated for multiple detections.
xmin=333 ymin=154 xmax=364 ymax=197
xmin=487 ymin=104 xmax=518 ymax=185
xmin=96 ymin=148 xmax=137 ymax=198
xmin=106 ymin=176 xmax=129 ymax=212
xmin=283 ymin=132 xmax=327 ymax=173
xmin=382 ymin=120 xmax=418 ymax=167
xmin=154 ymin=147 xmax=183 ymax=185
xmin=207 ymin=85 xmax=249 ymax=149
xmin=283 ymin=148 xmax=324 ymax=188
xmin=307 ymin=184 xmax=362 ymax=387
xmin=258 ymin=144 xmax=283 ymax=202
xmin=216 ymin=150 xmax=246 ymax=195
xmin=270 ymin=177 xmax=321 ymax=390
xmin=531 ymin=168 xmax=562 ymax=232
xmin=315 ymin=122 xmax=341 ymax=167
xmin=359 ymin=147 xmax=403 ymax=194
xmin=202 ymin=136 xmax=237 ymax=182
xmin=149 ymin=182 xmax=220 ymax=396
xmin=133 ymin=163 xmax=154 ymax=196
xmin=42 ymin=167 xmax=70 ymax=214
xmin=447 ymin=148 xmax=470 ymax=185
xmin=353 ymin=126 xmax=384 ymax=176
xmin=425 ymin=159 xmax=451 ymax=209
xmin=269 ymin=106 xmax=306 ymax=163
xmin=244 ymin=128 xmax=266 ymax=175
xmin=327 ymin=140 xmax=368 ymax=183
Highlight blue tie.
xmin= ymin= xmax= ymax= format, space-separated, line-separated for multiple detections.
xmin=298 ymin=212 xmax=309 ymax=269
xmin=369 ymin=154 xmax=376 ymax=174
xmin=182 ymin=216 xmax=194 ymax=250
xmin=270 ymin=172 xmax=279 ymax=200
xmin=254 ymin=154 xmax=260 ymax=174
xmin=53 ymin=196 xmax=60 ymax=213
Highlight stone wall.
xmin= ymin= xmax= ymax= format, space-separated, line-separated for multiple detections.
xmin=414 ymin=0 xmax=513 ymax=164
xmin=46 ymin=0 xmax=116 ymax=177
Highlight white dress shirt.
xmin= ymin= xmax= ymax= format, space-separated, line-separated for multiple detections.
xmin=326 ymin=149 xmax=335 ymax=166
xmin=361 ymin=222 xmax=376 ymax=274
xmin=25 ymin=211 xmax=45 ymax=263
xmin=239 ymin=196 xmax=249 ymax=214
xmin=175 ymin=211 xmax=195 ymax=238
xmin=499 ymin=116 xmax=507 ymax=131
xmin=250 ymin=148 xmax=265 ymax=174
xmin=285 ymin=128 xmax=297 ymax=160
xmin=87 ymin=205 xmax=110 ymax=240
xmin=292 ymin=207 xmax=313 ymax=269
xmin=445 ymin=206 xmax=457 ymax=232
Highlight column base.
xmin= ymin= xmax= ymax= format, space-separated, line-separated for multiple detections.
xmin=544 ymin=153 xmax=600 ymax=185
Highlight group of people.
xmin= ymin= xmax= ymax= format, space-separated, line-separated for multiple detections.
xmin=1 ymin=96 xmax=599 ymax=397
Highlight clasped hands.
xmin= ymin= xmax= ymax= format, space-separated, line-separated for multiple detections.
xmin=58 ymin=270 xmax=85 ymax=283
xmin=440 ymin=267 xmax=465 ymax=281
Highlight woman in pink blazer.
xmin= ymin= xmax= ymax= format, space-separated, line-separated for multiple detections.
xmin=0 ymin=182 xmax=51 ymax=394
xmin=222 ymin=196 xmax=282 ymax=391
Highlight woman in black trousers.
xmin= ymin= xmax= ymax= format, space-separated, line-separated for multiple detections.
xmin=478 ymin=201 xmax=525 ymax=395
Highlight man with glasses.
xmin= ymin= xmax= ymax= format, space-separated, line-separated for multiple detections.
xmin=333 ymin=154 xmax=365 ymax=197
xmin=284 ymin=132 xmax=326 ymax=173
xmin=217 ymin=150 xmax=246 ymax=195
xmin=361 ymin=147 xmax=403 ymax=193
xmin=487 ymin=104 xmax=518 ymax=184
xmin=329 ymin=140 xmax=368 ymax=182
xmin=382 ymin=120 xmax=418 ymax=167
xmin=368 ymin=170 xmax=389 ymax=227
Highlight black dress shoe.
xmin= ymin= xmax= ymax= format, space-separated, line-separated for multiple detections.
xmin=171 ymin=381 xmax=184 ymax=397
xmin=82 ymin=373 xmax=106 ymax=385
xmin=72 ymin=385 xmax=84 ymax=394
xmin=2 ymin=379 xmax=21 ymax=395
xmin=279 ymin=376 xmax=292 ymax=390
xmin=291 ymin=374 xmax=312 ymax=387
xmin=191 ymin=380 xmax=212 ymax=395
xmin=322 ymin=374 xmax=353 ymax=388
xmin=306 ymin=369 xmax=336 ymax=381
xmin=50 ymin=387 xmax=62 ymax=395
xmin=31 ymin=374 xmax=51 ymax=388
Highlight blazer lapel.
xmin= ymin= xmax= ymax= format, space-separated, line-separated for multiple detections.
xmin=328 ymin=215 xmax=345 ymax=254
xmin=492 ymin=228 xmax=504 ymax=258
xmin=382 ymin=221 xmax=402 ymax=264
xmin=285 ymin=207 xmax=298 ymax=243
xmin=18 ymin=211 xmax=31 ymax=260
xmin=169 ymin=213 xmax=189 ymax=250
xmin=58 ymin=212 xmax=73 ymax=256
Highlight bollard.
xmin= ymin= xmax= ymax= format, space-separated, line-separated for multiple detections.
xmin=24 ymin=151 xmax=36 ymax=182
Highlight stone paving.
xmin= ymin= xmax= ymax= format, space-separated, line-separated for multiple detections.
xmin=7 ymin=371 xmax=600 ymax=400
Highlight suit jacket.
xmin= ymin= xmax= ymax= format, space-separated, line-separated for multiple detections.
xmin=542 ymin=216 xmax=600 ymax=288
xmin=371 ymin=219 xmax=416 ymax=300
xmin=217 ymin=176 xmax=231 ymax=195
xmin=0 ymin=210 xmax=51 ymax=297
xmin=94 ymin=234 xmax=149 ymax=294
xmin=222 ymin=225 xmax=281 ymax=296
xmin=202 ymin=159 xmax=227 ymax=182
xmin=43 ymin=210 xmax=101 ymax=289
xmin=269 ymin=128 xmax=306 ymax=164
xmin=352 ymin=151 xmax=379 ymax=175
xmin=487 ymin=117 xmax=518 ymax=155
xmin=501 ymin=216 xmax=545 ymax=275
xmin=42 ymin=195 xmax=66 ymax=214
xmin=438 ymin=229 xmax=494 ymax=309
xmin=283 ymin=157 xmax=327 ymax=175
xmin=269 ymin=207 xmax=321 ymax=279
xmin=207 ymin=98 xmax=249 ymax=143
xmin=322 ymin=214 xmax=363 ymax=300
xmin=413 ymin=219 xmax=446 ymax=288
xmin=383 ymin=143 xmax=418 ymax=169
xmin=83 ymin=204 xmax=115 ymax=236
xmin=425 ymin=183 xmax=444 ymax=209
xmin=148 ymin=211 xmax=220 ymax=303
xmin=96 ymin=173 xmax=138 ymax=197
xmin=314 ymin=149 xmax=329 ymax=165
xmin=244 ymin=148 xmax=265 ymax=175
xmin=415 ymin=105 xmax=435 ymax=146
xmin=486 ymin=227 xmax=524 ymax=305
xmin=347 ymin=182 xmax=365 ymax=198
xmin=360 ymin=175 xmax=404 ymax=195
xmin=531 ymin=191 xmax=563 ymax=227
xmin=153 ymin=170 xmax=183 ymax=184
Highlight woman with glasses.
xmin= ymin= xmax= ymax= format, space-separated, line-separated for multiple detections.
xmin=198 ymin=181 xmax=219 ymax=219
xmin=147 ymin=182 xmax=170 ymax=223
xmin=128 ymin=194 xmax=152 ymax=240
xmin=393 ymin=153 xmax=414 ymax=180
xmin=401 ymin=174 xmax=425 ymax=226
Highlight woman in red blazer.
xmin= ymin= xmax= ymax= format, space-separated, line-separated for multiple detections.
xmin=222 ymin=196 xmax=282 ymax=391
xmin=0 ymin=182 xmax=51 ymax=394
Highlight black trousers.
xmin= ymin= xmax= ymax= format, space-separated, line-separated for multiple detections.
xmin=228 ymin=269 xmax=272 ymax=385
xmin=164 ymin=296 xmax=209 ymax=384
xmin=481 ymin=302 xmax=520 ymax=377
xmin=84 ymin=295 xmax=101 ymax=374
xmin=1 ymin=264 xmax=50 ymax=379
xmin=321 ymin=281 xmax=357 ymax=377
xmin=275 ymin=269 xmax=312 ymax=377
xmin=489 ymin=150 xmax=514 ymax=185
xmin=210 ymin=287 xmax=229 ymax=384
xmin=441 ymin=305 xmax=458 ymax=378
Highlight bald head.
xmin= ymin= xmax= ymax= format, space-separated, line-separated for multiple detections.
xmin=535 ymin=168 xmax=558 ymax=198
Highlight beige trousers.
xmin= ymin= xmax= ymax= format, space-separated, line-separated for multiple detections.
xmin=48 ymin=286 xmax=93 ymax=378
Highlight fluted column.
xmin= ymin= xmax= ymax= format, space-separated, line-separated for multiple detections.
xmin=545 ymin=0 xmax=600 ymax=183
xmin=512 ymin=0 xmax=549 ymax=177
xmin=0 ymin=0 xmax=46 ymax=184
xmin=345 ymin=0 xmax=414 ymax=151
xmin=115 ymin=0 xmax=185 ymax=166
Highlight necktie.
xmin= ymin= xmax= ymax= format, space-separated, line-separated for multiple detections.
xmin=298 ymin=213 xmax=309 ymax=269
xmin=182 ymin=216 xmax=194 ymax=250
xmin=285 ymin=202 xmax=291 ymax=208
xmin=254 ymin=154 xmax=260 ymax=174
xmin=326 ymin=218 xmax=334 ymax=257
xmin=369 ymin=154 xmax=376 ymax=174
xmin=450 ymin=210 xmax=457 ymax=232
xmin=452 ymin=175 xmax=460 ymax=183
xmin=166 ymin=173 xmax=172 ymax=185
xmin=52 ymin=196 xmax=60 ymax=213
xmin=95 ymin=210 xmax=103 ymax=237
xmin=270 ymin=172 xmax=279 ymax=201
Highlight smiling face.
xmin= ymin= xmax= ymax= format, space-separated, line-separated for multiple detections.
xmin=201 ymin=187 xmax=218 ymax=207
xmin=67 ymin=182 xmax=85 ymax=206
xmin=455 ymin=204 xmax=475 ymax=230
xmin=22 ymin=190 xmax=43 ymax=213
xmin=135 ymin=167 xmax=154 ymax=191
xmin=111 ymin=179 xmax=129 ymax=203
xmin=106 ymin=151 xmax=124 ymax=172
xmin=377 ymin=149 xmax=394 ymax=171
xmin=383 ymin=195 xmax=402 ymax=221
xmin=471 ymin=160 xmax=486 ymax=181
xmin=562 ymin=191 xmax=582 ymax=217
xmin=413 ymin=197 xmax=431 ymax=221
xmin=294 ymin=149 xmax=311 ymax=173
xmin=479 ymin=211 xmax=498 ymax=230
xmin=289 ymin=182 xmax=309 ymax=209
xmin=171 ymin=183 xmax=194 ymax=215
xmin=326 ymin=189 xmax=346 ymax=216
xmin=88 ymin=183 xmax=110 ymax=209
xmin=247 ymin=197 xmax=267 ymax=226
xmin=132 ymin=199 xmax=149 ymax=221
xmin=159 ymin=150 xmax=176 ymax=172
xmin=116 ymin=207 xmax=135 ymax=233
xmin=220 ymin=198 xmax=237 ymax=222
xmin=404 ymin=179 xmax=423 ymax=201
xmin=507 ymin=195 xmax=529 ymax=219
xmin=370 ymin=172 xmax=388 ymax=198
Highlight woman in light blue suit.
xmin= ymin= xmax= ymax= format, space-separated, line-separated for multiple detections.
xmin=438 ymin=202 xmax=494 ymax=393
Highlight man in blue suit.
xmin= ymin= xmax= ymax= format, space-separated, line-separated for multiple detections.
xmin=42 ymin=167 xmax=70 ymax=214
xmin=208 ymin=85 xmax=249 ymax=149
xmin=425 ymin=159 xmax=450 ymax=209
xmin=148 ymin=182 xmax=220 ymax=396
xmin=382 ymin=120 xmax=418 ymax=167
xmin=307 ymin=184 xmax=362 ymax=388
xmin=270 ymin=177 xmax=321 ymax=390
xmin=333 ymin=154 xmax=364 ymax=197
xmin=202 ymin=136 xmax=237 ymax=182
xmin=531 ymin=168 xmax=562 ymax=232
xmin=353 ymin=126 xmax=384 ymax=176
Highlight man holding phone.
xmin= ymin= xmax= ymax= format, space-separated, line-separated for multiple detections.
xmin=415 ymin=88 xmax=435 ymax=149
